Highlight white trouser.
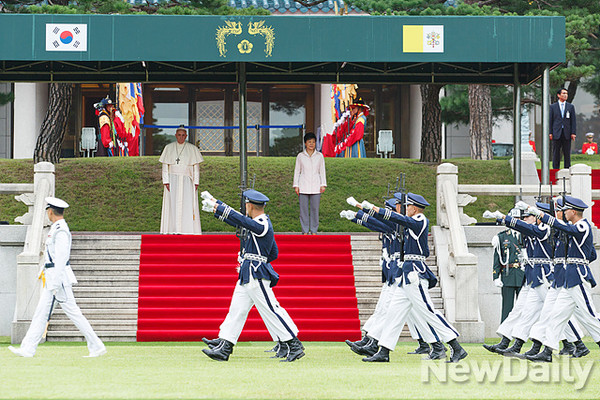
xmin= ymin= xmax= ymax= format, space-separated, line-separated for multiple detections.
xmin=20 ymin=286 xmax=104 ymax=355
xmin=529 ymin=287 xmax=584 ymax=343
xmin=378 ymin=279 xmax=459 ymax=351
xmin=544 ymin=283 xmax=600 ymax=350
xmin=366 ymin=283 xmax=437 ymax=344
xmin=362 ymin=283 xmax=394 ymax=335
xmin=511 ymin=284 xmax=548 ymax=341
xmin=219 ymin=278 xmax=298 ymax=345
xmin=496 ymin=285 xmax=530 ymax=339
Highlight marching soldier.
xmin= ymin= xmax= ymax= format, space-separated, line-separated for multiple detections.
xmin=491 ymin=209 xmax=525 ymax=323
xmin=8 ymin=197 xmax=106 ymax=358
xmin=517 ymin=197 xmax=600 ymax=362
xmin=348 ymin=192 xmax=467 ymax=363
xmin=199 ymin=190 xmax=304 ymax=362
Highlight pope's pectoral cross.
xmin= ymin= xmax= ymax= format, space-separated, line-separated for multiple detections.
xmin=176 ymin=158 xmax=180 ymax=164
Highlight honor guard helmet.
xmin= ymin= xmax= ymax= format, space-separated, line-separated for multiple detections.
xmin=562 ymin=195 xmax=588 ymax=211
xmin=535 ymin=202 xmax=551 ymax=213
xmin=554 ymin=197 xmax=566 ymax=211
xmin=384 ymin=198 xmax=398 ymax=209
xmin=405 ymin=192 xmax=430 ymax=208
xmin=244 ymin=189 xmax=269 ymax=206
xmin=45 ymin=197 xmax=69 ymax=213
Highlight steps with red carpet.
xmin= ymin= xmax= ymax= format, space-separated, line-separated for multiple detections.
xmin=137 ymin=234 xmax=361 ymax=342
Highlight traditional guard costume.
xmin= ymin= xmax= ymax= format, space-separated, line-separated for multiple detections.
xmin=9 ymin=198 xmax=106 ymax=358
xmin=522 ymin=196 xmax=600 ymax=362
xmin=200 ymin=190 xmax=304 ymax=362
xmin=356 ymin=193 xmax=467 ymax=363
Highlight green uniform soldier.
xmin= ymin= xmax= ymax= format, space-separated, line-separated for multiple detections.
xmin=492 ymin=221 xmax=525 ymax=322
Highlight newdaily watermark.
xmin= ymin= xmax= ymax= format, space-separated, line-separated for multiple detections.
xmin=421 ymin=357 xmax=594 ymax=390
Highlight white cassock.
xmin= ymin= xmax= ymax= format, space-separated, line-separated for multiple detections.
xmin=159 ymin=141 xmax=204 ymax=234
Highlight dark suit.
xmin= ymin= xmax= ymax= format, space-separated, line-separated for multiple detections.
xmin=549 ymin=101 xmax=576 ymax=169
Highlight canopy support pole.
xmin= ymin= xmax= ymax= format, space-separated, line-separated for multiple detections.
xmin=541 ymin=66 xmax=550 ymax=185
xmin=513 ymin=63 xmax=521 ymax=187
xmin=238 ymin=62 xmax=248 ymax=191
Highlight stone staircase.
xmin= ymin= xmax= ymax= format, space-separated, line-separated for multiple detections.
xmin=351 ymin=233 xmax=443 ymax=339
xmin=47 ymin=232 xmax=443 ymax=342
xmin=46 ymin=233 xmax=141 ymax=342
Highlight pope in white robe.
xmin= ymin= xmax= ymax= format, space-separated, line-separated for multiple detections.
xmin=159 ymin=126 xmax=204 ymax=234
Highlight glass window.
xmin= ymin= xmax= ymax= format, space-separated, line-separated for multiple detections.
xmin=151 ymin=102 xmax=188 ymax=155
xmin=268 ymin=88 xmax=307 ymax=156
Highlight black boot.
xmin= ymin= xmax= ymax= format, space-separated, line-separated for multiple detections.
xmin=271 ymin=341 xmax=288 ymax=359
xmin=362 ymin=346 xmax=390 ymax=362
xmin=351 ymin=338 xmax=379 ymax=357
xmin=281 ymin=337 xmax=305 ymax=362
xmin=447 ymin=339 xmax=468 ymax=363
xmin=408 ymin=339 xmax=431 ymax=354
xmin=526 ymin=346 xmax=552 ymax=362
xmin=558 ymin=340 xmax=575 ymax=356
xmin=346 ymin=335 xmax=370 ymax=348
xmin=483 ymin=336 xmax=510 ymax=354
xmin=202 ymin=339 xmax=234 ymax=361
xmin=265 ymin=342 xmax=279 ymax=353
xmin=202 ymin=337 xmax=221 ymax=349
xmin=571 ymin=340 xmax=590 ymax=358
xmin=516 ymin=339 xmax=542 ymax=359
xmin=498 ymin=338 xmax=525 ymax=356
xmin=425 ymin=341 xmax=446 ymax=360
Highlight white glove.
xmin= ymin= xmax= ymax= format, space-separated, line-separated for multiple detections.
xmin=343 ymin=110 xmax=351 ymax=118
xmin=514 ymin=201 xmax=529 ymax=211
xmin=493 ymin=211 xmax=505 ymax=220
xmin=201 ymin=198 xmax=216 ymax=212
xmin=527 ymin=206 xmax=542 ymax=218
xmin=494 ymin=278 xmax=504 ymax=288
xmin=340 ymin=210 xmax=356 ymax=220
xmin=483 ymin=210 xmax=496 ymax=219
xmin=108 ymin=141 xmax=114 ymax=149
xmin=201 ymin=191 xmax=215 ymax=201
xmin=361 ymin=200 xmax=374 ymax=210
xmin=346 ymin=196 xmax=360 ymax=208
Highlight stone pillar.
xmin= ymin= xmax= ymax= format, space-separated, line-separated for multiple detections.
xmin=13 ymin=83 xmax=48 ymax=159
xmin=12 ymin=162 xmax=54 ymax=343
xmin=436 ymin=163 xmax=484 ymax=342
xmin=569 ymin=164 xmax=593 ymax=223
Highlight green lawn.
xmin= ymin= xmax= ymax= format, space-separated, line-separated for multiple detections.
xmin=0 ymin=157 xmax=517 ymax=232
xmin=0 ymin=339 xmax=598 ymax=399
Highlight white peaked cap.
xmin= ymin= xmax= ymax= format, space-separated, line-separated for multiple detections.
xmin=45 ymin=196 xmax=69 ymax=210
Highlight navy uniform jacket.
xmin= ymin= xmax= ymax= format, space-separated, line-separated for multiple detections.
xmin=502 ymin=215 xmax=554 ymax=288
xmin=353 ymin=209 xmax=401 ymax=285
xmin=549 ymin=101 xmax=576 ymax=140
xmin=214 ymin=201 xmax=280 ymax=287
xmin=371 ymin=208 xmax=437 ymax=289
xmin=539 ymin=213 xmax=597 ymax=288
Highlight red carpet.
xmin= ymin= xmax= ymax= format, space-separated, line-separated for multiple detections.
xmin=137 ymin=234 xmax=361 ymax=342
xmin=536 ymin=169 xmax=600 ymax=226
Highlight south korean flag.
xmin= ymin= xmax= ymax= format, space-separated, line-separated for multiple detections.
xmin=45 ymin=24 xmax=87 ymax=52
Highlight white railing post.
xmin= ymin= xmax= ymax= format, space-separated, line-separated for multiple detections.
xmin=436 ymin=163 xmax=484 ymax=342
xmin=11 ymin=162 xmax=54 ymax=343
xmin=569 ymin=164 xmax=593 ymax=224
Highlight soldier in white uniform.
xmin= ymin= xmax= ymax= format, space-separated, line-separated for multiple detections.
xmin=8 ymin=197 xmax=106 ymax=358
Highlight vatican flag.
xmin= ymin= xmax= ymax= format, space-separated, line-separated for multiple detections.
xmin=403 ymin=25 xmax=444 ymax=53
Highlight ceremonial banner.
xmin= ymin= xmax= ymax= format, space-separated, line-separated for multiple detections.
xmin=45 ymin=23 xmax=87 ymax=51
xmin=403 ymin=25 xmax=444 ymax=53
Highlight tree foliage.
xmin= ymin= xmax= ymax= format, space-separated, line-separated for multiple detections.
xmin=0 ymin=0 xmax=269 ymax=15
xmin=0 ymin=91 xmax=14 ymax=106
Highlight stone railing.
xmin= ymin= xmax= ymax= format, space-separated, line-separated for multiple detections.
xmin=5 ymin=162 xmax=55 ymax=343
xmin=435 ymin=163 xmax=595 ymax=343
